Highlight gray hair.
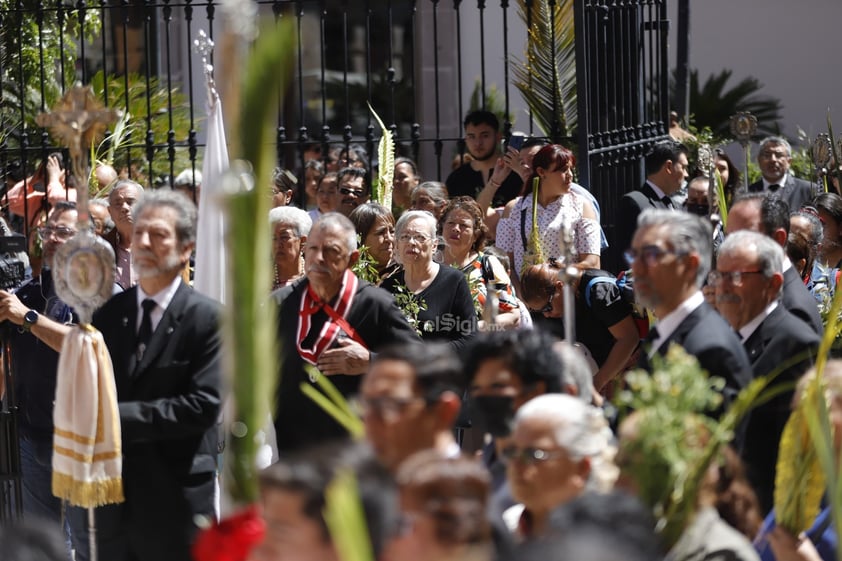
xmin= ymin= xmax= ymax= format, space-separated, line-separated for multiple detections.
xmin=758 ymin=136 xmax=792 ymax=158
xmin=132 ymin=188 xmax=197 ymax=248
xmin=268 ymin=206 xmax=313 ymax=238
xmin=89 ymin=198 xmax=115 ymax=230
xmin=719 ymin=230 xmax=784 ymax=281
xmin=395 ymin=209 xmax=437 ymax=241
xmin=553 ymin=341 xmax=595 ymax=404
xmin=792 ymin=209 xmax=824 ymax=246
xmin=108 ymin=179 xmax=144 ymax=202
xmin=312 ymin=212 xmax=357 ymax=253
xmin=514 ymin=394 xmax=618 ymax=493
xmin=637 ymin=209 xmax=713 ymax=287
xmin=174 ymin=169 xmax=202 ymax=188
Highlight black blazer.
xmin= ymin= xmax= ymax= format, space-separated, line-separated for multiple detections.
xmin=747 ymin=175 xmax=817 ymax=215
xmin=782 ymin=266 xmax=823 ymax=335
xmin=91 ymin=281 xmax=223 ymax=560
xmin=740 ymin=305 xmax=820 ymax=514
xmin=616 ymin=183 xmax=672 ymax=251
xmin=640 ymin=301 xmax=752 ymax=402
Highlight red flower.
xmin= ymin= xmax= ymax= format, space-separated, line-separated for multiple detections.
xmin=192 ymin=504 xmax=266 ymax=561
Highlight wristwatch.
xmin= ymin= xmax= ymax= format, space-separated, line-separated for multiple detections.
xmin=22 ymin=310 xmax=38 ymax=332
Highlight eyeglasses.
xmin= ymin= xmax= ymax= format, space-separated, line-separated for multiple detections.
xmin=339 ymin=187 xmax=365 ymax=198
xmin=353 ymin=396 xmax=427 ymax=422
xmin=38 ymin=226 xmax=76 ymax=241
xmin=272 ymin=234 xmax=298 ymax=243
xmin=528 ymin=287 xmax=555 ymax=314
xmin=624 ymin=245 xmax=687 ymax=268
xmin=759 ymin=150 xmax=789 ymax=161
xmin=707 ymin=270 xmax=764 ymax=287
xmin=501 ymin=446 xmax=568 ymax=465
xmin=398 ymin=233 xmax=432 ymax=244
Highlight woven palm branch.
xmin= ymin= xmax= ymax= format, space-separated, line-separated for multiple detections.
xmin=522 ymin=178 xmax=545 ymax=271
xmin=367 ymin=102 xmax=395 ymax=208
xmin=511 ymin=0 xmax=576 ymax=138
xmin=775 ymin=378 xmax=827 ymax=536
xmin=714 ymin=168 xmax=728 ymax=230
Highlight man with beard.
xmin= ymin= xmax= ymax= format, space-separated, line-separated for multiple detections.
xmin=631 ymin=209 xmax=751 ymax=405
xmin=446 ymin=110 xmax=523 ymax=207
xmin=70 ymin=189 xmax=223 ymax=561
xmin=0 ymin=201 xmax=78 ymax=526
xmin=272 ymin=212 xmax=419 ymax=452
xmin=105 ymin=179 xmax=144 ymax=289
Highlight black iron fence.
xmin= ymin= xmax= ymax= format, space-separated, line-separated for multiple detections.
xmin=0 ymin=0 xmax=675 ymax=253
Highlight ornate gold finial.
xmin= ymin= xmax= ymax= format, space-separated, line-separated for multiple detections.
xmin=35 ymin=85 xmax=120 ymax=186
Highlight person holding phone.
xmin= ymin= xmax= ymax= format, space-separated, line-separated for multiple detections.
xmin=6 ymin=152 xmax=76 ymax=232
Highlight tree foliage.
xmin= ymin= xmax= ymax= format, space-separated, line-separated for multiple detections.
xmin=681 ymin=69 xmax=784 ymax=139
xmin=510 ymin=0 xmax=575 ymax=139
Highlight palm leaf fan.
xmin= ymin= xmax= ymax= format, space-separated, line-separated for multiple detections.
xmin=367 ymin=102 xmax=395 ymax=208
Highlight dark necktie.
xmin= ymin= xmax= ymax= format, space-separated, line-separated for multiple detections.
xmin=769 ymin=183 xmax=781 ymax=192
xmin=661 ymin=196 xmax=674 ymax=209
xmin=645 ymin=325 xmax=660 ymax=345
xmin=137 ymin=299 xmax=156 ymax=360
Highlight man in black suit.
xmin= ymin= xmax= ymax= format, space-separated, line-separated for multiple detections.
xmin=727 ymin=192 xmax=823 ymax=335
xmin=273 ymin=213 xmax=419 ymax=453
xmin=616 ymin=140 xmax=689 ymax=253
xmin=714 ymin=231 xmax=819 ymax=514
xmin=70 ymin=190 xmax=222 ymax=561
xmin=748 ymin=136 xmax=816 ymax=213
xmin=632 ymin=209 xmax=751 ymax=402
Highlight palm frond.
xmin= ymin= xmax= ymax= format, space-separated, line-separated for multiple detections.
xmin=510 ymin=0 xmax=575 ymax=138
xmin=366 ymin=102 xmax=394 ymax=208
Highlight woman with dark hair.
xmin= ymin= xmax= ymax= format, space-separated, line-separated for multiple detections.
xmin=394 ymin=157 xmax=421 ymax=216
xmin=495 ymin=144 xmax=600 ymax=289
xmin=440 ymin=196 xmax=526 ymax=330
xmin=349 ymin=202 xmax=399 ymax=283
xmin=518 ymin=261 xmax=639 ymax=393
xmin=814 ymin=192 xmax=842 ymax=269
xmin=302 ymin=159 xmax=324 ymax=209
xmin=715 ymin=149 xmax=742 ymax=204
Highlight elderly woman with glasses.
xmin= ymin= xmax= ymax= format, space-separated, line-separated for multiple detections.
xmin=269 ymin=206 xmax=311 ymax=291
xmin=439 ymin=196 xmax=525 ymax=330
xmin=381 ymin=210 xmax=477 ymax=352
xmin=502 ymin=393 xmax=617 ymax=541
xmin=518 ymin=261 xmax=639 ymax=393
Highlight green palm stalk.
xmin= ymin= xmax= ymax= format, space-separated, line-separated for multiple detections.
xmin=714 ymin=168 xmax=728 ymax=230
xmin=224 ymin=19 xmax=295 ymax=504
xmin=522 ymin=177 xmax=544 ymax=272
xmin=367 ymin=102 xmax=394 ymax=208
xmin=324 ymin=469 xmax=375 ymax=561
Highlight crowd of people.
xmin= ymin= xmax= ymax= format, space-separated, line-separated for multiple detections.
xmin=1 ymin=110 xmax=839 ymax=561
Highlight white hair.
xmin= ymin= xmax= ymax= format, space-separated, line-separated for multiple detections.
xmin=269 ymin=206 xmax=313 ymax=238
xmin=174 ymin=168 xmax=202 ymax=188
xmin=514 ymin=394 xmax=618 ymax=493
xmin=395 ymin=209 xmax=438 ymax=241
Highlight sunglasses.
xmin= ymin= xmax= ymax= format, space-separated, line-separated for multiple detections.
xmin=339 ymin=187 xmax=365 ymax=197
xmin=529 ymin=287 xmax=555 ymax=314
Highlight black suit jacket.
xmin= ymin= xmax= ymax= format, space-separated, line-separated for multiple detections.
xmin=740 ymin=305 xmax=819 ymax=514
xmin=640 ymin=301 xmax=752 ymax=402
xmin=616 ymin=183 xmax=672 ymax=252
xmin=747 ymin=175 xmax=817 ymax=214
xmin=91 ymin=281 xmax=223 ymax=561
xmin=782 ymin=266 xmax=823 ymax=335
xmin=274 ymin=277 xmax=420 ymax=452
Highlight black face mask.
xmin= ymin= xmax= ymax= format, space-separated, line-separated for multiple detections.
xmin=685 ymin=203 xmax=709 ymax=216
xmin=469 ymin=395 xmax=516 ymax=437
